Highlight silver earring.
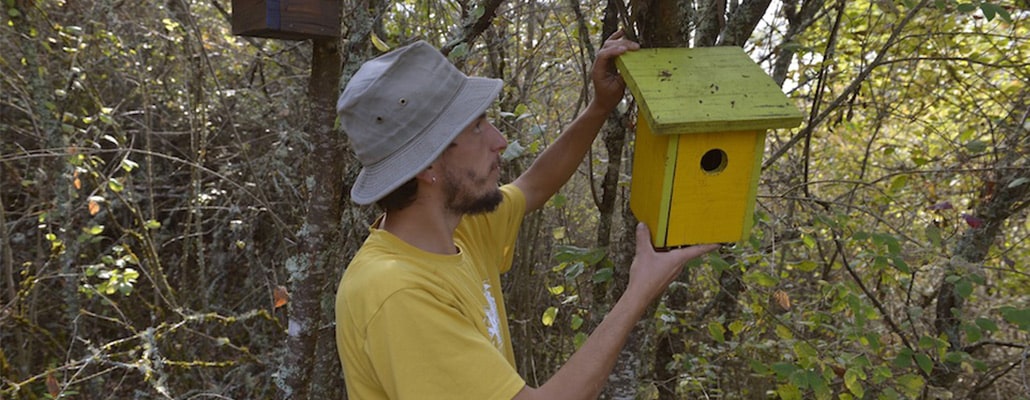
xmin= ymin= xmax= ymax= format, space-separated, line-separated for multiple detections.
xmin=432 ymin=176 xmax=437 ymax=183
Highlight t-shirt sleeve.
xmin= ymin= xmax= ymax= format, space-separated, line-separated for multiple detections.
xmin=365 ymin=288 xmax=526 ymax=400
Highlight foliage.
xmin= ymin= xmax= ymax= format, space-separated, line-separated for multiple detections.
xmin=1 ymin=0 xmax=1027 ymax=399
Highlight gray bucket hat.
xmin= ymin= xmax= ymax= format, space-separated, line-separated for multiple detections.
xmin=337 ymin=40 xmax=503 ymax=205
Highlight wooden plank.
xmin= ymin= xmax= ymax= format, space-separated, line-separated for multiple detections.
xmin=616 ymin=47 xmax=802 ymax=135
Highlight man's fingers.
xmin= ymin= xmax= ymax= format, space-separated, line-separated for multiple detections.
xmin=673 ymin=243 xmax=721 ymax=262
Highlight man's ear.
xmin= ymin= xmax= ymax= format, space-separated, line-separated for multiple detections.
xmin=415 ymin=167 xmax=436 ymax=184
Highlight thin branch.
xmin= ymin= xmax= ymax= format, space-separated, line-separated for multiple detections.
xmin=763 ymin=0 xmax=932 ymax=170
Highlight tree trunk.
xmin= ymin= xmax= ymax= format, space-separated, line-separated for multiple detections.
xmin=277 ymin=38 xmax=343 ymax=400
xmin=932 ymin=99 xmax=1030 ymax=388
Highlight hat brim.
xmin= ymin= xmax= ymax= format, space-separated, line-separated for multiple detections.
xmin=350 ymin=77 xmax=503 ymax=205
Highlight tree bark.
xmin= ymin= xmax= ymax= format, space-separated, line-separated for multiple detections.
xmin=277 ymin=38 xmax=343 ymax=400
xmin=932 ymin=99 xmax=1030 ymax=388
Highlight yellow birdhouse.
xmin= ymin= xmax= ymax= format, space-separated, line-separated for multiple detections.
xmin=616 ymin=47 xmax=802 ymax=248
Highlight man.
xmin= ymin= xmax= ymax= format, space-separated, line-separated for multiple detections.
xmin=335 ymin=31 xmax=719 ymax=400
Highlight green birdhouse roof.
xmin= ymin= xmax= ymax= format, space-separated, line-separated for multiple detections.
xmin=616 ymin=47 xmax=803 ymax=135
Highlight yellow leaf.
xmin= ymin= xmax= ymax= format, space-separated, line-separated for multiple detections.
xmin=370 ymin=31 xmax=390 ymax=52
xmin=541 ymin=306 xmax=558 ymax=327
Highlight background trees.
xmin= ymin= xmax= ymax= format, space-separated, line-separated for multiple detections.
xmin=1 ymin=0 xmax=1026 ymax=399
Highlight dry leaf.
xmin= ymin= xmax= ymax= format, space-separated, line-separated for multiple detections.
xmin=46 ymin=371 xmax=60 ymax=397
xmin=770 ymin=290 xmax=791 ymax=315
xmin=73 ymin=170 xmax=81 ymax=190
xmin=88 ymin=200 xmax=100 ymax=216
xmin=273 ymin=286 xmax=289 ymax=309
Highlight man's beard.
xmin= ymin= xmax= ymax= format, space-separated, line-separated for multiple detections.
xmin=443 ymin=169 xmax=503 ymax=215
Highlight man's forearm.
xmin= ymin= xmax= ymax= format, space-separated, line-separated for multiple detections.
xmin=513 ymin=289 xmax=649 ymax=400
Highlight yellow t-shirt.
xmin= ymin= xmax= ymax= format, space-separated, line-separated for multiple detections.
xmin=335 ymin=185 xmax=527 ymax=400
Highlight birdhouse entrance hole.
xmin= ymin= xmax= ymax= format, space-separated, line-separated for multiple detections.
xmin=700 ymin=148 xmax=728 ymax=174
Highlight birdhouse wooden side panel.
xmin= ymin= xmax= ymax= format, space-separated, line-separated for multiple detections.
xmin=665 ymin=130 xmax=767 ymax=245
xmin=232 ymin=0 xmax=341 ymax=40
xmin=629 ymin=116 xmax=677 ymax=247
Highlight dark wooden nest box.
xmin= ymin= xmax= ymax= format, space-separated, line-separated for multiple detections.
xmin=232 ymin=0 xmax=340 ymax=40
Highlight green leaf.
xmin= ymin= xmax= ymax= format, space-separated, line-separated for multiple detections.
xmin=1000 ymin=306 xmax=1030 ymax=330
xmin=975 ymin=317 xmax=999 ymax=332
xmin=469 ymin=4 xmax=485 ymax=20
xmin=775 ymin=324 xmax=794 ymax=340
xmin=771 ymin=362 xmax=799 ymax=379
xmin=801 ymin=234 xmax=816 ymax=249
xmin=570 ymin=314 xmax=583 ymax=330
xmin=956 ymin=2 xmax=977 ymax=12
xmin=844 ymin=368 xmax=865 ymax=397
xmin=891 ymin=255 xmax=911 ymax=274
xmin=82 ymin=225 xmax=105 ymax=235
xmin=728 ymin=320 xmax=745 ymax=336
xmin=541 ymin=306 xmax=558 ymax=327
xmin=955 ymin=277 xmax=973 ymax=298
xmin=573 ymin=332 xmax=587 ymax=349
xmin=893 ymin=348 xmax=913 ymax=368
xmin=707 ymin=321 xmax=725 ymax=343
xmin=107 ymin=178 xmax=124 ymax=192
xmin=750 ymin=360 xmax=771 ymax=375
xmin=448 ymin=43 xmax=468 ymax=60
xmin=744 ymin=271 xmax=778 ymax=287
xmin=795 ymin=260 xmax=818 ymax=272
xmin=144 ymin=219 xmax=161 ymax=230
xmin=897 ymin=373 xmax=925 ymax=398
xmin=708 ymin=254 xmax=731 ymax=273
xmin=502 ymin=140 xmax=525 ymax=161
xmin=925 ymin=224 xmax=942 ymax=247
xmin=554 ymin=245 xmax=606 ymax=265
xmin=964 ymin=139 xmax=988 ymax=153
xmin=592 ymin=267 xmax=613 ymax=284
xmin=914 ymin=353 xmax=934 ymax=375
xmin=793 ymin=342 xmax=819 ymax=367
xmin=963 ymin=323 xmax=982 ymax=343
xmin=120 ymin=159 xmax=138 ymax=172
xmin=776 ymin=383 xmax=802 ymax=400
xmin=889 ymin=175 xmax=909 ymax=193
xmin=1008 ymin=177 xmax=1029 ymax=189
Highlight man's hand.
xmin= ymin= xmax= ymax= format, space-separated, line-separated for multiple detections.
xmin=627 ymin=223 xmax=721 ymax=305
xmin=590 ymin=29 xmax=640 ymax=113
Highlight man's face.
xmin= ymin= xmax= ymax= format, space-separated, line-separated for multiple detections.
xmin=438 ymin=115 xmax=507 ymax=215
